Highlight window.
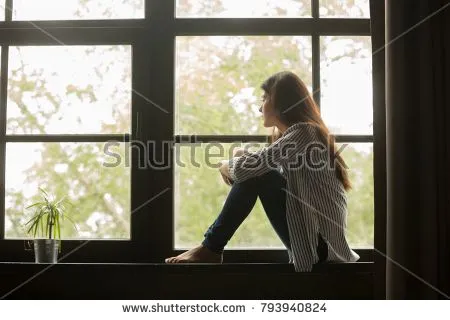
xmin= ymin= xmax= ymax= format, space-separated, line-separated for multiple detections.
xmin=320 ymin=36 xmax=372 ymax=135
xmin=0 ymin=0 xmax=4 ymax=21
xmin=0 ymin=0 xmax=378 ymax=263
xmin=175 ymin=142 xmax=283 ymax=249
xmin=7 ymin=46 xmax=132 ymax=135
xmin=4 ymin=46 xmax=132 ymax=240
xmin=174 ymin=1 xmax=373 ymax=252
xmin=175 ymin=36 xmax=312 ymax=136
xmin=5 ymin=142 xmax=131 ymax=239
xmin=339 ymin=143 xmax=374 ymax=247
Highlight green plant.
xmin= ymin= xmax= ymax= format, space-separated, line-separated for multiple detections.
xmin=24 ymin=188 xmax=77 ymax=241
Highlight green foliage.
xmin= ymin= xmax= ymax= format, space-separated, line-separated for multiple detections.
xmin=24 ymin=188 xmax=76 ymax=240
xmin=341 ymin=144 xmax=374 ymax=247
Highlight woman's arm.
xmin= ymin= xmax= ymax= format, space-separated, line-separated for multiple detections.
xmin=218 ymin=147 xmax=246 ymax=186
xmin=227 ymin=124 xmax=315 ymax=183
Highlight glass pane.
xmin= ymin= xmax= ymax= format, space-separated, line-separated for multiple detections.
xmin=320 ymin=0 xmax=370 ymax=18
xmin=5 ymin=142 xmax=131 ymax=239
xmin=7 ymin=45 xmax=131 ymax=134
xmin=1 ymin=0 xmax=5 ymax=21
xmin=320 ymin=36 xmax=372 ymax=135
xmin=176 ymin=0 xmax=311 ymax=18
xmin=13 ymin=0 xmax=144 ymax=20
xmin=176 ymin=36 xmax=312 ymax=135
xmin=175 ymin=142 xmax=374 ymax=249
xmin=175 ymin=142 xmax=285 ymax=249
xmin=339 ymin=143 xmax=373 ymax=248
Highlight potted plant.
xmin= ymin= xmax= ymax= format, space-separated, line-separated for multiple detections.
xmin=24 ymin=188 xmax=77 ymax=263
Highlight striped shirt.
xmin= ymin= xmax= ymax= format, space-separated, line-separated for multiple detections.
xmin=229 ymin=122 xmax=360 ymax=272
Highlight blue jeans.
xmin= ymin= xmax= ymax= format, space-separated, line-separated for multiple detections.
xmin=202 ymin=170 xmax=328 ymax=263
xmin=202 ymin=170 xmax=291 ymax=253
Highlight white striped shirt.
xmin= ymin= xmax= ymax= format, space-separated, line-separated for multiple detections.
xmin=229 ymin=122 xmax=360 ymax=271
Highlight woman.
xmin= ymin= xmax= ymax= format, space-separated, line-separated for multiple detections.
xmin=165 ymin=71 xmax=360 ymax=271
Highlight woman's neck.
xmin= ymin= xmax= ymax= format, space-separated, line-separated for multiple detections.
xmin=276 ymin=122 xmax=289 ymax=134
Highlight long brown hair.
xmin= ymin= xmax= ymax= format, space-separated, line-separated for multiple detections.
xmin=261 ymin=71 xmax=351 ymax=191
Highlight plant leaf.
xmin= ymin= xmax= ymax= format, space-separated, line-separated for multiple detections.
xmin=25 ymin=188 xmax=78 ymax=239
xmin=55 ymin=196 xmax=66 ymax=207
xmin=46 ymin=210 xmax=51 ymax=239
xmin=34 ymin=215 xmax=41 ymax=238
xmin=27 ymin=209 xmax=44 ymax=237
xmin=26 ymin=219 xmax=38 ymax=235
xmin=39 ymin=213 xmax=44 ymax=238
xmin=24 ymin=215 xmax=39 ymax=226
xmin=56 ymin=213 xmax=61 ymax=241
xmin=38 ymin=187 xmax=48 ymax=197
xmin=25 ymin=202 xmax=44 ymax=210
xmin=65 ymin=215 xmax=78 ymax=231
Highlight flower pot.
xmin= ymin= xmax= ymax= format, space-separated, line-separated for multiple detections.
xmin=33 ymin=239 xmax=59 ymax=264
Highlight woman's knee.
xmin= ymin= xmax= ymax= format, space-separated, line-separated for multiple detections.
xmin=257 ymin=170 xmax=286 ymax=189
xmin=232 ymin=170 xmax=285 ymax=191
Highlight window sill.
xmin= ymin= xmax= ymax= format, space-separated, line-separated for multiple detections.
xmin=0 ymin=262 xmax=373 ymax=299
xmin=0 ymin=261 xmax=373 ymax=272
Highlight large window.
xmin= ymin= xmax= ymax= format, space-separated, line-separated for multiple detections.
xmin=174 ymin=1 xmax=373 ymax=250
xmin=4 ymin=45 xmax=132 ymax=240
xmin=0 ymin=0 xmax=376 ymax=262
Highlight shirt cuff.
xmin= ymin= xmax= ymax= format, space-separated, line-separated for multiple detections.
xmin=228 ymin=156 xmax=241 ymax=182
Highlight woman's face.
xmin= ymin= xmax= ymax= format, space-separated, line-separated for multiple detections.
xmin=259 ymin=92 xmax=277 ymax=127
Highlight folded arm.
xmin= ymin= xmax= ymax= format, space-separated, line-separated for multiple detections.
xmin=228 ymin=125 xmax=315 ymax=183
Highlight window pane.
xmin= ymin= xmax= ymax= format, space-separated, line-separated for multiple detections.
xmin=7 ymin=45 xmax=131 ymax=134
xmin=320 ymin=0 xmax=370 ymax=18
xmin=339 ymin=143 xmax=373 ymax=248
xmin=175 ymin=142 xmax=285 ymax=249
xmin=175 ymin=142 xmax=374 ymax=249
xmin=1 ymin=0 xmax=5 ymax=21
xmin=5 ymin=142 xmax=131 ymax=239
xmin=320 ymin=36 xmax=372 ymax=135
xmin=12 ymin=0 xmax=144 ymax=20
xmin=176 ymin=36 xmax=312 ymax=135
xmin=176 ymin=0 xmax=310 ymax=18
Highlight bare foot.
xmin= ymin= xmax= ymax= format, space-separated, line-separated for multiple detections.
xmin=165 ymin=245 xmax=223 ymax=264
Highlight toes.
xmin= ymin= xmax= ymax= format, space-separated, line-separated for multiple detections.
xmin=165 ymin=257 xmax=176 ymax=263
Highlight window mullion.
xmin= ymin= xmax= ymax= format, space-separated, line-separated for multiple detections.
xmin=131 ymin=18 xmax=175 ymax=259
xmin=5 ymin=134 xmax=130 ymax=143
xmin=0 ymin=45 xmax=8 ymax=239
xmin=312 ymin=0 xmax=319 ymax=19
xmin=4 ymin=0 xmax=12 ymax=21
xmin=312 ymin=34 xmax=321 ymax=111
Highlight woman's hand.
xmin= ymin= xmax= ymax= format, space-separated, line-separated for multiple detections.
xmin=219 ymin=160 xmax=233 ymax=186
xmin=233 ymin=147 xmax=245 ymax=157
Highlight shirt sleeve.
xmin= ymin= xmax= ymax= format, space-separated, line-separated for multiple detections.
xmin=228 ymin=124 xmax=316 ymax=183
